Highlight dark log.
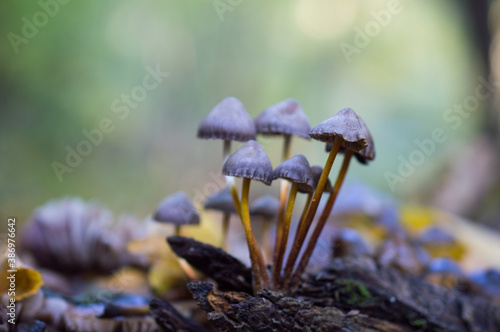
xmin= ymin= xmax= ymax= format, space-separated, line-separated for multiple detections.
xmin=296 ymin=257 xmax=500 ymax=332
xmin=167 ymin=236 xmax=252 ymax=293
xmin=150 ymin=298 xmax=209 ymax=332
xmin=188 ymin=281 xmax=411 ymax=331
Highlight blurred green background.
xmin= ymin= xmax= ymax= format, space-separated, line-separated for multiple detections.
xmin=1 ymin=0 xmax=499 ymax=224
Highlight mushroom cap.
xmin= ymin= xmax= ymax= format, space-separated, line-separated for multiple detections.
xmin=311 ymin=165 xmax=333 ymax=193
xmin=249 ymin=195 xmax=280 ymax=219
xmin=356 ymin=116 xmax=375 ymax=162
xmin=197 ymin=97 xmax=256 ymax=142
xmin=273 ymin=154 xmax=314 ymax=193
xmin=310 ymin=108 xmax=367 ymax=152
xmin=254 ymin=99 xmax=311 ymax=139
xmin=153 ymin=191 xmax=200 ymax=225
xmin=324 ymin=115 xmax=375 ymax=164
xmin=222 ymin=140 xmax=273 ymax=185
xmin=203 ymin=188 xmax=237 ymax=214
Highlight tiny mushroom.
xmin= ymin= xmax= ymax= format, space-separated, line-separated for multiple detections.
xmin=153 ymin=191 xmax=200 ymax=280
xmin=197 ymin=97 xmax=256 ymax=159
xmin=254 ymin=98 xmax=311 ymax=160
xmin=271 ymin=154 xmax=314 ymax=287
xmin=250 ymin=195 xmax=280 ymax=261
xmin=197 ymin=97 xmax=256 ymax=238
xmin=325 ymin=116 xmax=375 ymax=165
xmin=286 ymin=108 xmax=376 ymax=291
xmin=332 ymin=228 xmax=372 ymax=259
xmin=255 ymin=99 xmax=312 ymax=275
xmin=203 ymin=188 xmax=237 ymax=249
xmin=222 ymin=140 xmax=273 ymax=291
xmin=153 ymin=191 xmax=200 ymax=236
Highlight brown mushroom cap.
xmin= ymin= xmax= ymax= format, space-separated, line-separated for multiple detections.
xmin=254 ymin=99 xmax=311 ymax=139
xmin=325 ymin=115 xmax=375 ymax=164
xmin=222 ymin=140 xmax=273 ymax=185
xmin=197 ymin=97 xmax=256 ymax=142
xmin=203 ymin=188 xmax=237 ymax=214
xmin=249 ymin=195 xmax=280 ymax=219
xmin=311 ymin=165 xmax=333 ymax=193
xmin=153 ymin=191 xmax=200 ymax=225
xmin=273 ymin=154 xmax=314 ymax=193
xmin=309 ymin=108 xmax=367 ymax=152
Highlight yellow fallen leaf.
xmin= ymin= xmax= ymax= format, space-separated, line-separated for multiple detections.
xmin=0 ymin=257 xmax=43 ymax=301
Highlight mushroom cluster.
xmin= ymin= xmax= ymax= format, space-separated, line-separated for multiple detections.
xmin=153 ymin=98 xmax=375 ymax=293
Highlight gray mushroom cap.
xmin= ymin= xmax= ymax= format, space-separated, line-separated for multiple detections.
xmin=310 ymin=108 xmax=367 ymax=152
xmin=311 ymin=165 xmax=333 ymax=193
xmin=153 ymin=191 xmax=200 ymax=225
xmin=222 ymin=140 xmax=274 ymax=185
xmin=197 ymin=97 xmax=256 ymax=142
xmin=250 ymin=195 xmax=280 ymax=219
xmin=273 ymin=154 xmax=314 ymax=193
xmin=325 ymin=115 xmax=375 ymax=164
xmin=254 ymin=99 xmax=311 ymax=139
xmin=203 ymin=188 xmax=237 ymax=214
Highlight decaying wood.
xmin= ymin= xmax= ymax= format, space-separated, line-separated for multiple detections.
xmin=168 ymin=237 xmax=499 ymax=331
xmin=296 ymin=257 xmax=500 ymax=332
xmin=188 ymin=281 xmax=411 ymax=332
xmin=167 ymin=236 xmax=252 ymax=293
xmin=150 ymin=298 xmax=209 ymax=332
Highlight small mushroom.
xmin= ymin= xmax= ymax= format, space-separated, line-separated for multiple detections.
xmin=332 ymin=228 xmax=372 ymax=258
xmin=250 ymin=195 xmax=279 ymax=261
xmin=255 ymin=99 xmax=311 ymax=272
xmin=197 ymin=97 xmax=256 ymax=232
xmin=254 ymin=99 xmax=311 ymax=159
xmin=325 ymin=116 xmax=375 ymax=165
xmin=203 ymin=188 xmax=237 ymax=249
xmin=271 ymin=155 xmax=313 ymax=287
xmin=284 ymin=108 xmax=368 ymax=289
xmin=222 ymin=140 xmax=273 ymax=291
xmin=153 ymin=191 xmax=200 ymax=236
xmin=197 ymin=97 xmax=256 ymax=157
xmin=376 ymin=233 xmax=430 ymax=275
xmin=153 ymin=192 xmax=200 ymax=281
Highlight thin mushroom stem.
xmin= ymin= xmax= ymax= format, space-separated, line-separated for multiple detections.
xmin=291 ymin=192 xmax=313 ymax=250
xmin=288 ymin=151 xmax=353 ymax=291
xmin=223 ymin=139 xmax=231 ymax=161
xmin=283 ymin=134 xmax=292 ymax=161
xmin=272 ymin=134 xmax=292 ymax=285
xmin=175 ymin=225 xmax=181 ymax=236
xmin=227 ymin=176 xmax=242 ymax=215
xmin=229 ymin=178 xmax=269 ymax=288
xmin=280 ymin=191 xmax=312 ymax=289
xmin=272 ymin=182 xmax=299 ymax=288
xmin=281 ymin=136 xmax=343 ymax=285
xmin=241 ymin=178 xmax=269 ymax=292
xmin=222 ymin=139 xmax=236 ymax=250
xmin=221 ymin=212 xmax=230 ymax=250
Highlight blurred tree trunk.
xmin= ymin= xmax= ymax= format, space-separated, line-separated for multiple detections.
xmin=432 ymin=0 xmax=500 ymax=228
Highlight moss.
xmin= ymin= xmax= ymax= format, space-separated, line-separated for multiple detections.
xmin=336 ymin=278 xmax=375 ymax=306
